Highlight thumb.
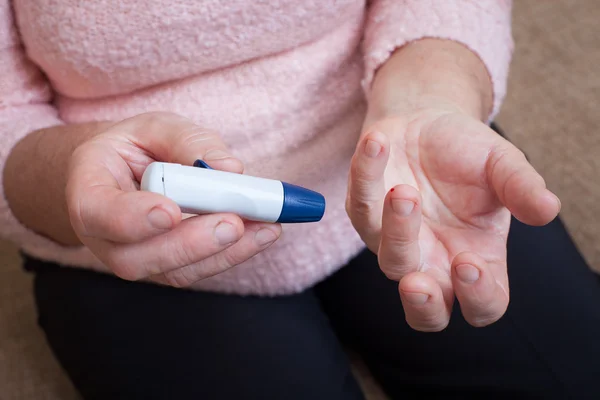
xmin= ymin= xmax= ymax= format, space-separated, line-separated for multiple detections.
xmin=486 ymin=141 xmax=560 ymax=226
xmin=110 ymin=112 xmax=243 ymax=177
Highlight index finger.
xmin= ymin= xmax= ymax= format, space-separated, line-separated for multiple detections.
xmin=108 ymin=111 xmax=244 ymax=178
xmin=347 ymin=131 xmax=390 ymax=246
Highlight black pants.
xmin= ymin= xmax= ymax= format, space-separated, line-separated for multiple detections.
xmin=24 ymin=216 xmax=600 ymax=400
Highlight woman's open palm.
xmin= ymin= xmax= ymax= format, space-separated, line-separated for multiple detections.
xmin=346 ymin=110 xmax=560 ymax=331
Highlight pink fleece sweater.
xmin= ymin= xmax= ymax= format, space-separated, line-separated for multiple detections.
xmin=0 ymin=0 xmax=513 ymax=295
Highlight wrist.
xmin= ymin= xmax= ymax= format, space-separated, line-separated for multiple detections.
xmin=366 ymin=38 xmax=493 ymax=124
xmin=4 ymin=122 xmax=111 ymax=245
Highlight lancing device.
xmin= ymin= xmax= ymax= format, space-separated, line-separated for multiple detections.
xmin=140 ymin=160 xmax=325 ymax=223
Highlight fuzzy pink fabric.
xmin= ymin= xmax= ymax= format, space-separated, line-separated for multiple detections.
xmin=0 ymin=0 xmax=513 ymax=295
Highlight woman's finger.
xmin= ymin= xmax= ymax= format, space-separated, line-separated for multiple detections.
xmin=399 ymin=272 xmax=451 ymax=332
xmin=486 ymin=142 xmax=560 ymax=226
xmin=108 ymin=111 xmax=244 ymax=177
xmin=378 ymin=185 xmax=422 ymax=280
xmin=70 ymin=185 xmax=183 ymax=244
xmin=451 ymin=251 xmax=510 ymax=327
xmin=346 ymin=131 xmax=390 ymax=246
xmin=154 ymin=221 xmax=282 ymax=287
xmin=67 ymin=143 xmax=183 ymax=243
xmin=88 ymin=213 xmax=245 ymax=281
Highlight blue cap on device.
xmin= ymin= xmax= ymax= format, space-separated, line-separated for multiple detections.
xmin=277 ymin=182 xmax=326 ymax=223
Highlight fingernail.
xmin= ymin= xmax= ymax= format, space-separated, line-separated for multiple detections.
xmin=392 ymin=199 xmax=415 ymax=217
xmin=555 ymin=195 xmax=562 ymax=211
xmin=255 ymin=228 xmax=278 ymax=246
xmin=456 ymin=264 xmax=480 ymax=284
xmin=204 ymin=149 xmax=232 ymax=160
xmin=148 ymin=207 xmax=173 ymax=230
xmin=402 ymin=291 xmax=429 ymax=305
xmin=364 ymin=139 xmax=382 ymax=158
xmin=214 ymin=221 xmax=239 ymax=245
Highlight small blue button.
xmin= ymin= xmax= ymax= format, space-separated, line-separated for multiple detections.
xmin=193 ymin=159 xmax=213 ymax=169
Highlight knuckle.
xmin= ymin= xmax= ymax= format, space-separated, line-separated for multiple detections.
xmin=105 ymin=252 xmax=140 ymax=281
xmin=379 ymin=246 xmax=418 ymax=273
xmin=171 ymin=238 xmax=200 ymax=267
xmin=180 ymin=124 xmax=216 ymax=138
xmin=350 ymin=160 xmax=378 ymax=183
xmin=161 ymin=270 xmax=192 ymax=288
xmin=346 ymin=205 xmax=380 ymax=251
xmin=68 ymin=196 xmax=91 ymax=238
xmin=220 ymin=248 xmax=247 ymax=269
xmin=385 ymin=228 xmax=418 ymax=245
xmin=422 ymin=312 xmax=450 ymax=331
xmin=191 ymin=128 xmax=219 ymax=141
xmin=175 ymin=129 xmax=226 ymax=160
xmin=489 ymin=145 xmax=527 ymax=178
xmin=379 ymin=258 xmax=407 ymax=281
xmin=349 ymin=196 xmax=376 ymax=219
xmin=187 ymin=131 xmax=222 ymax=150
xmin=487 ymin=146 xmax=510 ymax=174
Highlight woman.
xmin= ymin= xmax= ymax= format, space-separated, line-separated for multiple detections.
xmin=1 ymin=0 xmax=599 ymax=398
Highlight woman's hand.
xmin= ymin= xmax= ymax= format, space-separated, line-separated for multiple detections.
xmin=66 ymin=112 xmax=282 ymax=286
xmin=347 ymin=109 xmax=559 ymax=331
xmin=6 ymin=112 xmax=281 ymax=287
xmin=346 ymin=39 xmax=560 ymax=331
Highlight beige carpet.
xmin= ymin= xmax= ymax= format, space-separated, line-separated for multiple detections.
xmin=0 ymin=240 xmax=80 ymax=400
xmin=1 ymin=2 xmax=598 ymax=399
xmin=496 ymin=1 xmax=600 ymax=271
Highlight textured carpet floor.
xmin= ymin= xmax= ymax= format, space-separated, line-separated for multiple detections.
xmin=496 ymin=1 xmax=600 ymax=272
xmin=1 ymin=2 xmax=598 ymax=399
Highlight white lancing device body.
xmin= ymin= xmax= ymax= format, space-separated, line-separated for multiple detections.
xmin=140 ymin=162 xmax=325 ymax=223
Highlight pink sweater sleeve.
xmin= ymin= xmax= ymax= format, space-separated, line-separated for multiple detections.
xmin=0 ymin=2 xmax=102 ymax=269
xmin=362 ymin=0 xmax=514 ymax=121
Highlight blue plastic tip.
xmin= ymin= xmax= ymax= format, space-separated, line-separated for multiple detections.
xmin=277 ymin=182 xmax=326 ymax=223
